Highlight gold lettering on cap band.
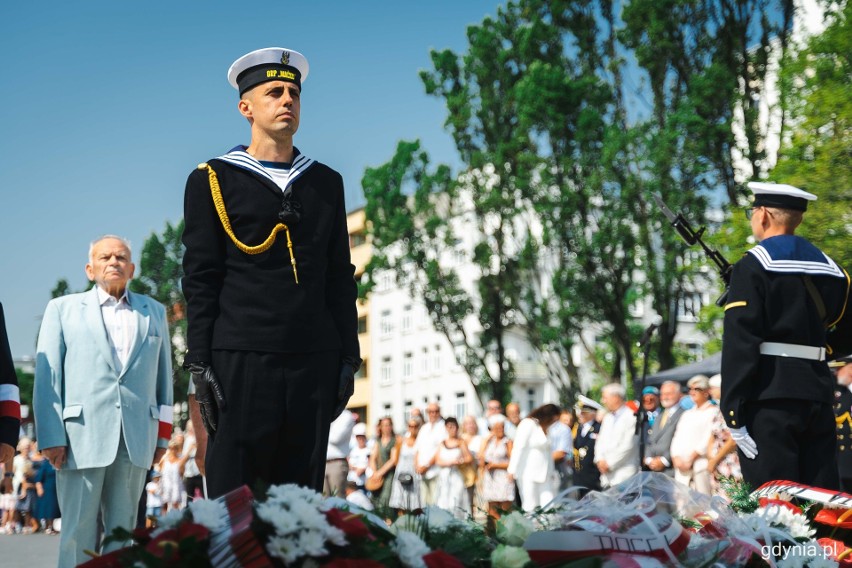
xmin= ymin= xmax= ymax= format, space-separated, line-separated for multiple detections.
xmin=266 ymin=69 xmax=297 ymax=80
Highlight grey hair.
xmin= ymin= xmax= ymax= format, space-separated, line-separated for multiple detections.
xmin=88 ymin=235 xmax=133 ymax=263
xmin=601 ymin=382 xmax=625 ymax=399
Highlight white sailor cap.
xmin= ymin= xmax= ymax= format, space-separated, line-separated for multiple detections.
xmin=227 ymin=47 xmax=310 ymax=95
xmin=575 ymin=394 xmax=603 ymax=413
xmin=747 ymin=182 xmax=817 ymax=212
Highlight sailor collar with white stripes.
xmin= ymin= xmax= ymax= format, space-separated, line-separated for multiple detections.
xmin=214 ymin=145 xmax=315 ymax=192
xmin=748 ymin=235 xmax=844 ymax=278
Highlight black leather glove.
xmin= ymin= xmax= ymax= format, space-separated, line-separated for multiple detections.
xmin=186 ymin=362 xmax=227 ymax=437
xmin=332 ymin=356 xmax=361 ymax=420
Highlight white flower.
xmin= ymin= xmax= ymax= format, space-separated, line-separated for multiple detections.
xmin=394 ymin=530 xmax=431 ymax=568
xmin=266 ymin=534 xmax=302 ymax=565
xmin=491 ymin=544 xmax=532 ymax=568
xmin=256 ymin=502 xmax=299 ymax=534
xmin=298 ymin=529 xmax=329 ymax=558
xmin=496 ymin=511 xmax=535 ymax=546
xmin=188 ymin=499 xmax=227 ymax=532
xmin=257 ymin=486 xmax=345 ymax=564
xmin=742 ymin=505 xmax=815 ymax=539
xmin=151 ymin=508 xmax=185 ymax=536
xmin=325 ymin=524 xmax=348 ymax=547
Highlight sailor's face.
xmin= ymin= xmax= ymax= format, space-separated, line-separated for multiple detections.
xmin=241 ymin=80 xmax=301 ymax=137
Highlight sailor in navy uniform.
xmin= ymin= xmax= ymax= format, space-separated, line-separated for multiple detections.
xmin=182 ymin=48 xmax=360 ymax=498
xmin=573 ymin=395 xmax=602 ymax=495
xmin=833 ymin=358 xmax=852 ymax=492
xmin=722 ymin=182 xmax=851 ymax=490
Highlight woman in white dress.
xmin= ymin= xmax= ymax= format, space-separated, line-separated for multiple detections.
xmin=388 ymin=419 xmax=422 ymax=512
xmin=480 ymin=416 xmax=514 ymax=529
xmin=433 ymin=417 xmax=473 ymax=519
xmin=507 ymin=404 xmax=561 ymax=512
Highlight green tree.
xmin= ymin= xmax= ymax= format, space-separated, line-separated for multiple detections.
xmin=772 ymin=0 xmax=851 ymax=268
xmin=363 ymin=0 xmax=796 ymax=403
xmin=16 ymin=368 xmax=34 ymax=410
xmin=130 ymin=220 xmax=189 ymax=402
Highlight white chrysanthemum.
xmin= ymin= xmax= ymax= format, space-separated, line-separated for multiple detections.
xmin=394 ymin=530 xmax=430 ymax=568
xmin=324 ymin=524 xmax=347 ymax=547
xmin=298 ymin=529 xmax=329 ymax=558
xmin=266 ymin=534 xmax=302 ymax=565
xmin=188 ymin=499 xmax=227 ymax=532
xmin=289 ymin=500 xmax=328 ymax=530
xmin=256 ymin=502 xmax=300 ymax=534
xmin=743 ymin=505 xmax=815 ymax=539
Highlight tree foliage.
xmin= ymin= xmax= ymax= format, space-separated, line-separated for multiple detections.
xmin=362 ymin=0 xmax=799 ymax=403
xmin=130 ymin=220 xmax=189 ymax=401
xmin=772 ymin=0 xmax=851 ymax=268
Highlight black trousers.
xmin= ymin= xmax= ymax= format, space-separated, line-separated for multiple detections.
xmin=205 ymin=349 xmax=339 ymax=499
xmin=738 ymin=399 xmax=839 ymax=491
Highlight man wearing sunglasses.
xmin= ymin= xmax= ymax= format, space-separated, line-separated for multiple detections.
xmin=722 ymin=182 xmax=851 ymax=490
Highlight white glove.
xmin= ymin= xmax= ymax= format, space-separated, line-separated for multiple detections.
xmin=730 ymin=426 xmax=758 ymax=459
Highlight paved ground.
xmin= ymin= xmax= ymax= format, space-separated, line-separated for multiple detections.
xmin=4 ymin=533 xmax=60 ymax=568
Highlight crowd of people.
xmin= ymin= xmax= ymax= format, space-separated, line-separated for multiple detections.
xmin=321 ymin=375 xmax=747 ymax=526
xmin=0 ymin=437 xmax=60 ymax=535
xmin=0 ymin=423 xmax=202 ymax=536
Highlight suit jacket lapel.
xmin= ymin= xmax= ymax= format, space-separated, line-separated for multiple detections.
xmin=83 ymin=288 xmax=117 ymax=375
xmin=120 ymin=292 xmax=149 ymax=378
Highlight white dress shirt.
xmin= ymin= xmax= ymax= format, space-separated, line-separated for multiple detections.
xmin=96 ymin=286 xmax=137 ymax=374
xmin=327 ymin=410 xmax=354 ymax=460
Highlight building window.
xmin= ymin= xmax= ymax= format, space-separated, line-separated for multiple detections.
xmin=454 ymin=392 xmax=466 ymax=420
xmin=355 ymin=360 xmax=368 ymax=379
xmin=420 ymin=347 xmax=429 ymax=375
xmin=402 ymin=304 xmax=412 ymax=333
xmin=357 ymin=315 xmax=368 ymax=335
xmin=432 ymin=345 xmax=441 ymax=373
xmin=678 ymin=292 xmax=704 ymax=322
xmin=403 ymin=352 xmax=413 ymax=380
xmin=404 ymin=400 xmax=413 ymax=421
xmin=381 ymin=356 xmax=392 ymax=385
xmin=527 ymin=388 xmax=536 ymax=414
xmin=380 ymin=271 xmax=393 ymax=291
xmin=383 ymin=403 xmax=392 ymax=416
xmin=349 ymin=231 xmax=367 ymax=248
xmin=380 ymin=310 xmax=393 ymax=336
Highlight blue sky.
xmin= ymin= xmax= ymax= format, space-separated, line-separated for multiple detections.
xmin=0 ymin=1 xmax=503 ymax=358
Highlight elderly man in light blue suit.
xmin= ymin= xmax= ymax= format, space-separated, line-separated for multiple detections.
xmin=34 ymin=235 xmax=173 ymax=568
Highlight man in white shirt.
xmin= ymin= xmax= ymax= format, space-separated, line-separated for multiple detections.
xmin=594 ymin=383 xmax=638 ymax=488
xmin=325 ymin=410 xmax=354 ymax=497
xmin=34 ymin=236 xmax=173 ymax=568
xmin=414 ymin=402 xmax=447 ymax=506
xmin=670 ymin=375 xmax=720 ymax=494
